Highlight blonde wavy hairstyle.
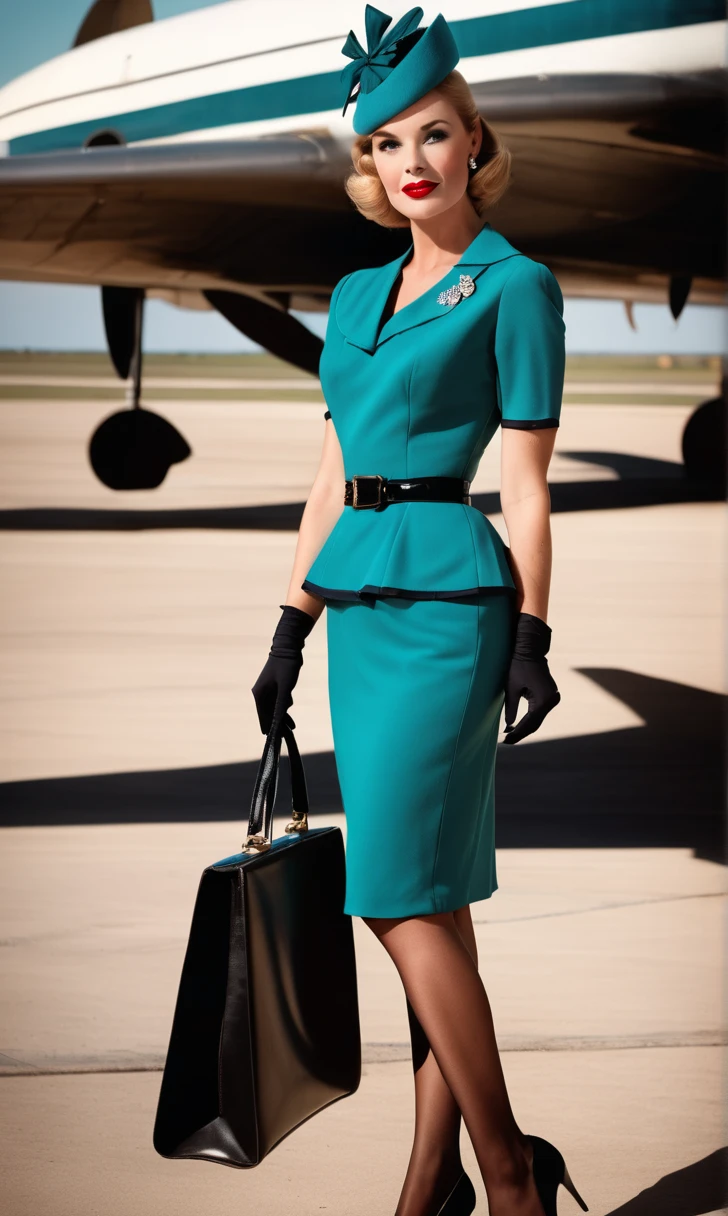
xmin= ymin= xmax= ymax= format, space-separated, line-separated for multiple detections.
xmin=344 ymin=70 xmax=511 ymax=228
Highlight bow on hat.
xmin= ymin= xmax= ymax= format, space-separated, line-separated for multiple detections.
xmin=340 ymin=4 xmax=424 ymax=117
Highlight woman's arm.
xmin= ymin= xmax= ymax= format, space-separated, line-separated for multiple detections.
xmin=500 ymin=427 xmax=558 ymax=621
xmin=499 ymin=426 xmax=561 ymax=744
xmin=493 ymin=259 xmax=564 ymax=742
xmin=283 ymin=416 xmax=346 ymax=623
xmin=249 ymin=416 xmax=345 ymax=733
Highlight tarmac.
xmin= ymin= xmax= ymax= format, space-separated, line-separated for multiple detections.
xmin=0 ymin=390 xmax=725 ymax=1215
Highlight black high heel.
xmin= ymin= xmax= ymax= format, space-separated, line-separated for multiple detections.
xmin=527 ymin=1134 xmax=589 ymax=1216
xmin=434 ymin=1169 xmax=476 ymax=1216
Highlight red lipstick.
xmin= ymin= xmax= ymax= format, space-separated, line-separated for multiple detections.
xmin=402 ymin=180 xmax=438 ymax=198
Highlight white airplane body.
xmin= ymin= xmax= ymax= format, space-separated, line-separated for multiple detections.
xmin=0 ymin=0 xmax=725 ymax=487
xmin=0 ymin=1 xmax=723 ymax=155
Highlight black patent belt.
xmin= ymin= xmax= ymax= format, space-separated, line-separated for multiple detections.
xmin=344 ymin=474 xmax=471 ymax=511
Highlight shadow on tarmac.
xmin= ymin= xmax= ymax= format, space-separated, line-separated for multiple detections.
xmin=603 ymin=1145 xmax=728 ymax=1214
xmin=0 ymin=454 xmax=722 ymax=531
xmin=495 ymin=668 xmax=724 ymax=863
xmin=1 ymin=668 xmax=723 ymax=863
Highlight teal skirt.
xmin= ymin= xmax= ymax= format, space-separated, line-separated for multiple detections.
xmin=326 ymin=592 xmax=515 ymax=918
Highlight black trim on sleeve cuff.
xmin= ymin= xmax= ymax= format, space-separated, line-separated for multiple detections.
xmin=324 ymin=409 xmax=331 ymax=419
xmin=501 ymin=417 xmax=559 ymax=430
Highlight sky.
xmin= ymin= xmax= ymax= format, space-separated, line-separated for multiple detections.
xmin=0 ymin=0 xmax=726 ymax=356
xmin=1 ymin=280 xmax=725 ymax=356
xmin=0 ymin=0 xmax=224 ymax=87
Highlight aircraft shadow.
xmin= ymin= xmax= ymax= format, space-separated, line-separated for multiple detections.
xmin=0 ymin=454 xmax=721 ymax=532
xmin=1 ymin=668 xmax=723 ymax=864
xmin=602 ymin=1146 xmax=727 ymax=1215
xmin=494 ymin=667 xmax=723 ymax=862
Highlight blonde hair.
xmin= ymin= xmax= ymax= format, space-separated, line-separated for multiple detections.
xmin=344 ymin=70 xmax=511 ymax=228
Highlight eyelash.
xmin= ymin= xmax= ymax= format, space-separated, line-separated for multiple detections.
xmin=376 ymin=128 xmax=449 ymax=153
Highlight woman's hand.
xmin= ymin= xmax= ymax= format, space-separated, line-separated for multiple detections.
xmin=502 ymin=612 xmax=560 ymax=745
xmin=251 ymin=604 xmax=316 ymax=734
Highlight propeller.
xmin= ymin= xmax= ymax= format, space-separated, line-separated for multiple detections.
xmin=205 ymin=290 xmax=323 ymax=377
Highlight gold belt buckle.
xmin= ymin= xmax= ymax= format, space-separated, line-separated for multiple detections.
xmin=352 ymin=474 xmax=385 ymax=509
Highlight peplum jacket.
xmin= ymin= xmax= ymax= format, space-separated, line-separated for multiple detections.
xmin=301 ymin=221 xmax=566 ymax=604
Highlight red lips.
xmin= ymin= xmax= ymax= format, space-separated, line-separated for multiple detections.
xmin=402 ymin=180 xmax=438 ymax=198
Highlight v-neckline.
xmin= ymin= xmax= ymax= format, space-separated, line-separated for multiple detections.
xmin=377 ymin=222 xmax=492 ymax=340
xmin=381 ymin=248 xmax=454 ymax=328
xmin=334 ymin=222 xmax=524 ymax=355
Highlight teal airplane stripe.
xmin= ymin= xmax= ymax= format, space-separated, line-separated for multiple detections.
xmin=9 ymin=0 xmax=723 ymax=155
xmin=10 ymin=72 xmax=341 ymax=154
xmin=450 ymin=0 xmax=723 ymax=57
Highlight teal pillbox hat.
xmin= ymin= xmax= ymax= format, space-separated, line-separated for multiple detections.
xmin=340 ymin=4 xmax=460 ymax=136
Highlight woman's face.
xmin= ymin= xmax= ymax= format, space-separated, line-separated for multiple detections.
xmin=370 ymin=90 xmax=481 ymax=222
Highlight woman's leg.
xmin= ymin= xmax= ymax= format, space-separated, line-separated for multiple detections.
xmin=393 ymin=906 xmax=477 ymax=1215
xmin=363 ymin=909 xmax=543 ymax=1216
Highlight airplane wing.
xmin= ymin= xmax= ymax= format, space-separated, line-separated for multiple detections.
xmin=471 ymin=71 xmax=727 ymax=304
xmin=0 ymin=133 xmax=366 ymax=308
xmin=0 ymin=72 xmax=725 ymax=308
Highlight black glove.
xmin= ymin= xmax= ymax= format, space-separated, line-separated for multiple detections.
xmin=251 ymin=604 xmax=316 ymax=735
xmin=502 ymin=612 xmax=560 ymax=745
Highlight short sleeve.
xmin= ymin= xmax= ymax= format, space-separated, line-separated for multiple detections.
xmin=321 ymin=272 xmax=351 ymax=424
xmin=494 ymin=258 xmax=565 ymax=429
xmin=326 ymin=272 xmax=351 ymax=339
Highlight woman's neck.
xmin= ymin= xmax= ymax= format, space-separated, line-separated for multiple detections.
xmin=407 ymin=202 xmax=485 ymax=273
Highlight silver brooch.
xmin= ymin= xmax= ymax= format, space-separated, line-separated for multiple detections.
xmin=437 ymin=274 xmax=476 ymax=307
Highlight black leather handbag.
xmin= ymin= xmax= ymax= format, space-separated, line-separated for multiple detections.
xmin=153 ymin=720 xmax=361 ymax=1167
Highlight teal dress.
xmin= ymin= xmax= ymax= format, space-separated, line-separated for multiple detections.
xmin=302 ymin=222 xmax=565 ymax=918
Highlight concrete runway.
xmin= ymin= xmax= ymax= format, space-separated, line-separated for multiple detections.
xmin=0 ymin=393 xmax=725 ymax=1214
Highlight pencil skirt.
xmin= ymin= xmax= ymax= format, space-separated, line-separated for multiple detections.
xmin=325 ymin=591 xmax=515 ymax=918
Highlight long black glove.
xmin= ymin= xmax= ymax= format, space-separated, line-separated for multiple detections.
xmin=251 ymin=604 xmax=316 ymax=735
xmin=502 ymin=612 xmax=560 ymax=745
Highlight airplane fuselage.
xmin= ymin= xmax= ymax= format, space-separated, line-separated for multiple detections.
xmin=1 ymin=0 xmax=723 ymax=156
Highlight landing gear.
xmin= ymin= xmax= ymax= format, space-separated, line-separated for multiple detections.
xmin=88 ymin=286 xmax=191 ymax=490
xmin=681 ymin=378 xmax=727 ymax=493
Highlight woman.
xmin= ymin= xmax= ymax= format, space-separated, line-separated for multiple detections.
xmin=252 ymin=7 xmax=586 ymax=1216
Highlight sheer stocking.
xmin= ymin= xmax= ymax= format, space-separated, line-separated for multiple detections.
xmin=392 ymin=907 xmax=476 ymax=1216
xmin=363 ymin=909 xmax=544 ymax=1216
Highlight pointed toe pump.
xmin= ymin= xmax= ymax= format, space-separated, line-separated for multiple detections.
xmin=528 ymin=1134 xmax=588 ymax=1216
xmin=434 ymin=1169 xmax=476 ymax=1216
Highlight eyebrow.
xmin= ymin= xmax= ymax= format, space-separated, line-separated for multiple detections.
xmin=371 ymin=118 xmax=452 ymax=138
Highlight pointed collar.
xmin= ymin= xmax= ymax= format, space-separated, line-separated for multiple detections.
xmin=335 ymin=222 xmax=521 ymax=354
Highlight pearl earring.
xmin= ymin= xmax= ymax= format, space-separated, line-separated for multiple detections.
xmin=468 ymin=155 xmax=477 ymax=170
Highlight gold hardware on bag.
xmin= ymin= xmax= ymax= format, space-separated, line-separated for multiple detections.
xmin=284 ymin=807 xmax=309 ymax=834
xmin=242 ymin=833 xmax=271 ymax=854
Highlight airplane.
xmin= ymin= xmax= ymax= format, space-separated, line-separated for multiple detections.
xmin=0 ymin=0 xmax=725 ymax=488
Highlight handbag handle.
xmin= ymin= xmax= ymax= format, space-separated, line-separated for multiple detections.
xmin=243 ymin=719 xmax=311 ymax=854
